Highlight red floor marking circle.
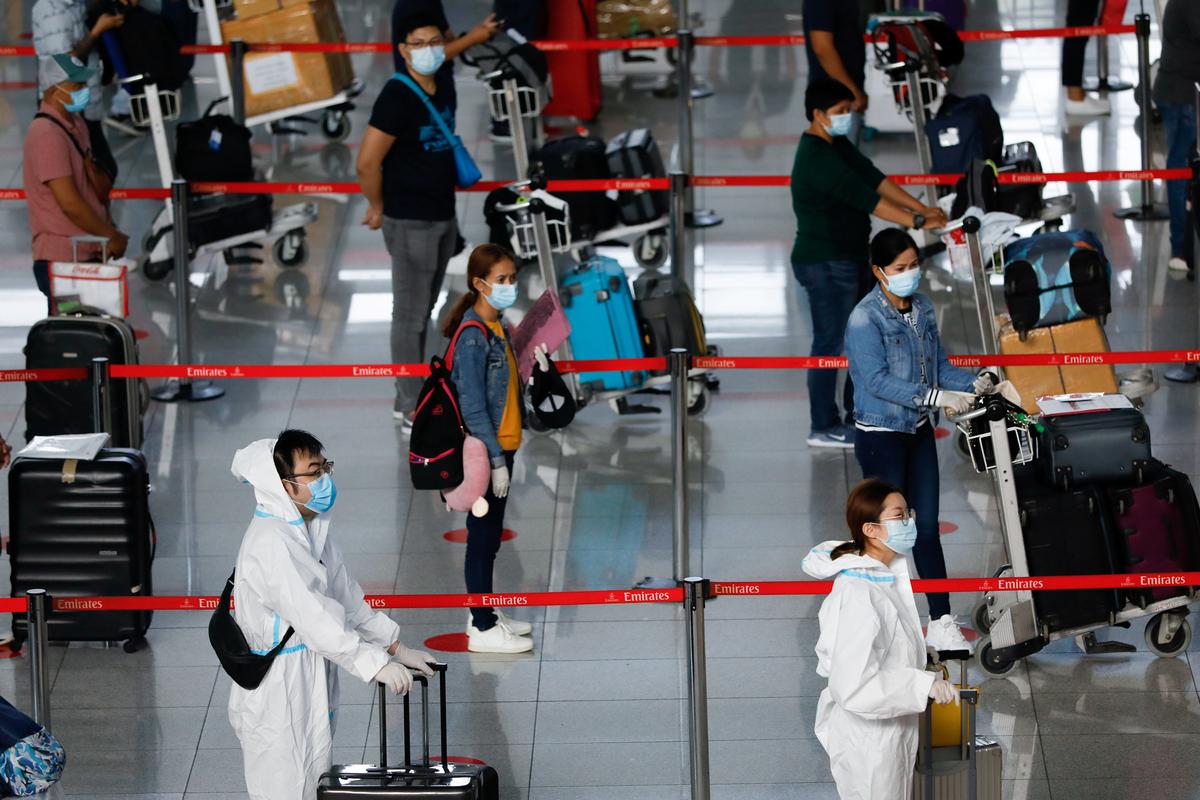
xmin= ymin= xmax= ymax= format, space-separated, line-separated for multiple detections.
xmin=938 ymin=521 xmax=959 ymax=535
xmin=0 ymin=644 xmax=21 ymax=660
xmin=934 ymin=426 xmax=950 ymax=440
xmin=424 ymin=633 xmax=469 ymax=653
xmin=446 ymin=756 xmax=486 ymax=765
xmin=442 ymin=528 xmax=517 ymax=544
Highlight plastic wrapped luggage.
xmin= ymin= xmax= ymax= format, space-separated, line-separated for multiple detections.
xmin=560 ymin=256 xmax=645 ymax=391
xmin=605 ymin=129 xmax=667 ymax=225
xmin=532 ymin=136 xmax=618 ymax=241
xmin=23 ymin=313 xmax=145 ymax=449
xmin=925 ymin=94 xmax=1003 ymax=175
xmin=1018 ymin=479 xmax=1124 ymax=632
xmin=8 ymin=449 xmax=154 ymax=650
xmin=1037 ymin=396 xmax=1152 ymax=489
xmin=1002 ymin=230 xmax=1111 ymax=335
xmin=633 ymin=271 xmax=707 ymax=365
xmin=318 ymin=666 xmax=499 ymax=798
xmin=174 ymin=100 xmax=254 ymax=183
xmin=1109 ymin=462 xmax=1200 ymax=607
xmin=187 ymin=192 xmax=273 ymax=248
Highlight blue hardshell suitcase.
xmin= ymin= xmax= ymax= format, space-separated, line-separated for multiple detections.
xmin=560 ymin=256 xmax=645 ymax=391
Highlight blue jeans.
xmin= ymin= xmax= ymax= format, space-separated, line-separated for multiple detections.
xmin=466 ymin=451 xmax=516 ymax=632
xmin=1159 ymin=102 xmax=1198 ymax=259
xmin=793 ymin=259 xmax=869 ymax=432
xmin=854 ymin=423 xmax=950 ymax=619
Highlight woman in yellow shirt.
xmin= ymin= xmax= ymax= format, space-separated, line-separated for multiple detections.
xmin=442 ymin=244 xmax=533 ymax=654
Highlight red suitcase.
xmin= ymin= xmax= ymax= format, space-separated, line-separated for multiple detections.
xmin=1110 ymin=464 xmax=1200 ymax=607
xmin=542 ymin=0 xmax=601 ymax=119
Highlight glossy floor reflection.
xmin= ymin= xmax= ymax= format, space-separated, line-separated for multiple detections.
xmin=1 ymin=0 xmax=1199 ymax=797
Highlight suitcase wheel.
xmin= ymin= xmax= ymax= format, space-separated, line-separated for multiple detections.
xmin=1132 ymin=426 xmax=1149 ymax=444
xmin=1054 ymin=435 xmax=1069 ymax=451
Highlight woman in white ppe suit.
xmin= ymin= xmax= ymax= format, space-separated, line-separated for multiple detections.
xmin=801 ymin=477 xmax=960 ymax=800
xmin=228 ymin=431 xmax=436 ymax=799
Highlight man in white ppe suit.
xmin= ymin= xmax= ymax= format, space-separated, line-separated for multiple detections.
xmin=228 ymin=430 xmax=436 ymax=799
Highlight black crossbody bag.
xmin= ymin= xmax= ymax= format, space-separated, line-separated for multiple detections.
xmin=208 ymin=570 xmax=295 ymax=690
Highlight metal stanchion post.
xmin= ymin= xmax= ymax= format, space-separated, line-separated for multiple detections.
xmin=671 ymin=348 xmax=690 ymax=582
xmin=676 ymin=0 xmax=712 ymax=100
xmin=1115 ymin=14 xmax=1169 ymax=220
xmin=905 ymin=64 xmax=938 ymax=210
xmin=683 ymin=577 xmax=711 ymax=800
xmin=151 ymin=180 xmax=225 ymax=403
xmin=675 ymin=27 xmax=721 ymax=229
xmin=26 ymin=590 xmax=50 ymax=730
xmin=229 ymin=38 xmax=248 ymax=125
xmin=90 ymin=357 xmax=113 ymax=436
xmin=670 ymin=171 xmax=689 ymax=282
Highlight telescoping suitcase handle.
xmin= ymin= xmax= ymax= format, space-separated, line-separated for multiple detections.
xmin=376 ymin=662 xmax=449 ymax=772
xmin=922 ymin=667 xmax=980 ymax=800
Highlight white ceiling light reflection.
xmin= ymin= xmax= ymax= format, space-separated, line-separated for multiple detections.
xmin=0 ymin=290 xmax=51 ymax=330
xmin=345 ymin=292 xmax=394 ymax=323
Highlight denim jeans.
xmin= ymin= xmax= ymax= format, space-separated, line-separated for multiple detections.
xmin=793 ymin=259 xmax=870 ymax=432
xmin=466 ymin=451 xmax=516 ymax=631
xmin=1158 ymin=102 xmax=1198 ymax=259
xmin=854 ymin=423 xmax=951 ymax=619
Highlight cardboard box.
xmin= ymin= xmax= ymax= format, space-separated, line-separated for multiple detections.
xmin=232 ymin=0 xmax=309 ymax=21
xmin=997 ymin=315 xmax=1117 ymax=414
xmin=221 ymin=0 xmax=353 ymax=118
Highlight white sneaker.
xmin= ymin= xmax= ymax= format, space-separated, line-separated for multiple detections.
xmin=925 ymin=614 xmax=974 ymax=654
xmin=467 ymin=621 xmax=533 ymax=654
xmin=1064 ymin=95 xmax=1111 ymax=116
xmin=468 ymin=609 xmax=532 ymax=637
xmin=1169 ymin=257 xmax=1190 ymax=273
xmin=393 ymin=406 xmax=413 ymax=436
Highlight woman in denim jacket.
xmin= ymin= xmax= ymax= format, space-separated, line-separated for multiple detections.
xmin=442 ymin=244 xmax=534 ymax=654
xmin=845 ymin=229 xmax=995 ymax=653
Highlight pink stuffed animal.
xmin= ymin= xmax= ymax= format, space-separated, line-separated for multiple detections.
xmin=441 ymin=435 xmax=491 ymax=517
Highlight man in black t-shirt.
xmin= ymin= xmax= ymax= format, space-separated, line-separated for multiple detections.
xmin=802 ymin=0 xmax=867 ymax=113
xmin=358 ymin=12 xmax=465 ymax=430
xmin=390 ymin=0 xmax=499 ymax=113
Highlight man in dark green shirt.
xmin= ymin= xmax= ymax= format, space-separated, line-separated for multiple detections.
xmin=791 ymin=79 xmax=945 ymax=448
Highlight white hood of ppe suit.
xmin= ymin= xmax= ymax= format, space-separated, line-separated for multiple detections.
xmin=227 ymin=439 xmax=399 ymax=800
xmin=802 ymin=540 xmax=938 ymax=800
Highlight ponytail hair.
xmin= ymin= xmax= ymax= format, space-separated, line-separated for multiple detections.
xmin=830 ymin=477 xmax=903 ymax=559
xmin=441 ymin=243 xmax=516 ymax=338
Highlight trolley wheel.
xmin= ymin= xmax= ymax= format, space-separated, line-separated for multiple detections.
xmin=319 ymin=143 xmax=353 ymax=177
xmin=977 ymin=636 xmax=1018 ymax=676
xmin=687 ymin=382 xmax=710 ymax=417
xmin=955 ymin=430 xmax=970 ymax=460
xmin=321 ymin=109 xmax=351 ymax=142
xmin=143 ymin=258 xmax=173 ymax=281
xmin=122 ymin=637 xmax=145 ymax=654
xmin=633 ymin=233 xmax=669 ymax=269
xmin=273 ymin=231 xmax=309 ymax=268
xmin=973 ymin=601 xmax=992 ymax=635
xmin=1145 ymin=613 xmax=1191 ymax=657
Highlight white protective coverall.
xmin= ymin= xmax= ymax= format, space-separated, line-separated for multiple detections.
xmin=802 ymin=541 xmax=938 ymax=800
xmin=227 ymin=439 xmax=401 ymax=799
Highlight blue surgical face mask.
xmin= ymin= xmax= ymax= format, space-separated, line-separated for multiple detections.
xmin=824 ymin=112 xmax=854 ymax=138
xmin=482 ymin=280 xmax=518 ymax=311
xmin=885 ymin=267 xmax=922 ymax=298
xmin=61 ymin=85 xmax=90 ymax=113
xmin=300 ymin=473 xmax=337 ymax=514
xmin=881 ymin=516 xmax=918 ymax=554
xmin=410 ymin=44 xmax=446 ymax=76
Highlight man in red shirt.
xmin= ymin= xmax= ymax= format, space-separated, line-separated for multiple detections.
xmin=24 ymin=53 xmax=128 ymax=307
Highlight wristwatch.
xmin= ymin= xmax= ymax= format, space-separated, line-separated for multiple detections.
xmin=912 ymin=213 xmax=927 ymax=230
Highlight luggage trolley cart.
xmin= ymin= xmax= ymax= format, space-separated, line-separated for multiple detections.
xmin=953 ymin=219 xmax=1195 ymax=676
xmin=137 ymin=87 xmax=318 ymax=282
xmin=193 ymin=0 xmax=363 ymax=140
xmin=863 ymin=12 xmax=949 ymax=138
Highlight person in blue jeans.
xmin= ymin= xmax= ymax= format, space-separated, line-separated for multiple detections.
xmin=845 ymin=229 xmax=995 ymax=653
xmin=1154 ymin=0 xmax=1200 ymax=382
xmin=790 ymin=79 xmax=946 ymax=448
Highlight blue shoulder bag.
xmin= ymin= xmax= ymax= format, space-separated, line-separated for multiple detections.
xmin=394 ymin=73 xmax=482 ymax=189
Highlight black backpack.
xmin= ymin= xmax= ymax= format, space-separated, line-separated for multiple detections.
xmin=174 ymin=99 xmax=254 ymax=183
xmin=409 ymin=321 xmax=490 ymax=491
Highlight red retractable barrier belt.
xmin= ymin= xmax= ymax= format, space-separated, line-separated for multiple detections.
xmin=717 ymin=572 xmax=1200 ymax=596
xmin=0 ymin=368 xmax=88 ymax=383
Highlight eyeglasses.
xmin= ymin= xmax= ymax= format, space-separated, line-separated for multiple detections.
xmin=405 ymin=37 xmax=445 ymax=49
xmin=879 ymin=510 xmax=916 ymax=523
xmin=286 ymin=460 xmax=334 ymax=480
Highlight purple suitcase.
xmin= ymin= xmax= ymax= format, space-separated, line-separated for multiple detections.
xmin=1110 ymin=465 xmax=1200 ymax=607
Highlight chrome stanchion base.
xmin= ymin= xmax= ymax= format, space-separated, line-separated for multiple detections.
xmin=1082 ymin=77 xmax=1134 ymax=92
xmin=151 ymin=380 xmax=226 ymax=402
xmin=1114 ymin=203 xmax=1170 ymax=221
xmin=686 ymin=210 xmax=723 ymax=229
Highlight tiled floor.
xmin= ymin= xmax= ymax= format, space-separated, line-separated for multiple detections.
xmin=2 ymin=0 xmax=1200 ymax=797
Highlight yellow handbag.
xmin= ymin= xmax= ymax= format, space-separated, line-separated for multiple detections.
xmin=927 ymin=662 xmax=978 ymax=747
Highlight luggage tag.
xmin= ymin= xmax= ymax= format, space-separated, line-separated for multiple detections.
xmin=208 ymin=129 xmax=223 ymax=151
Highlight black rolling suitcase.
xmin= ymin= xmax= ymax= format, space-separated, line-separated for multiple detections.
xmin=634 ymin=271 xmax=708 ymax=364
xmin=1018 ymin=480 xmax=1123 ymax=632
xmin=24 ymin=313 xmax=145 ymax=449
xmin=319 ymin=665 xmax=499 ymax=798
xmin=606 ymin=129 xmax=667 ymax=225
xmin=187 ymin=192 xmax=273 ymax=248
xmin=532 ymin=135 xmax=617 ymax=241
xmin=8 ymin=449 xmax=154 ymax=651
xmin=1038 ymin=401 xmax=1152 ymax=489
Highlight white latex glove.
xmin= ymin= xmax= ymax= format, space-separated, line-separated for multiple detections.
xmin=929 ymin=678 xmax=960 ymax=706
xmin=926 ymin=645 xmax=942 ymax=666
xmin=491 ymin=465 xmax=510 ymax=498
xmin=533 ymin=343 xmax=550 ymax=374
xmin=394 ymin=645 xmax=436 ymax=677
xmin=973 ymin=369 xmax=999 ymax=395
xmin=929 ymin=389 xmax=976 ymax=417
xmin=374 ymin=662 xmax=413 ymax=696
xmin=996 ymin=380 xmax=1022 ymax=408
